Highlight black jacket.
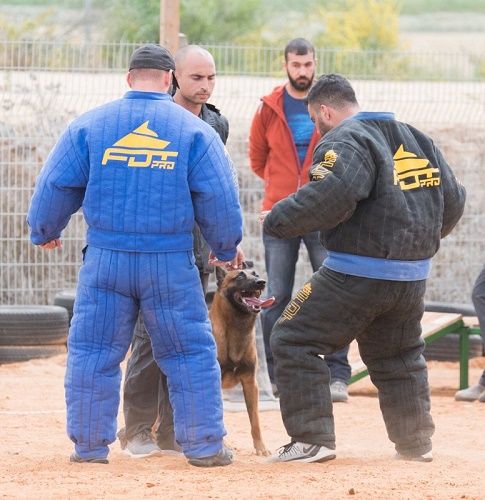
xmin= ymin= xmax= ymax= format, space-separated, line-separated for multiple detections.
xmin=264 ymin=112 xmax=466 ymax=262
xmin=193 ymin=103 xmax=230 ymax=273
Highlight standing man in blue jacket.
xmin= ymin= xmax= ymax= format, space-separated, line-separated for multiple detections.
xmin=26 ymin=43 xmax=242 ymax=467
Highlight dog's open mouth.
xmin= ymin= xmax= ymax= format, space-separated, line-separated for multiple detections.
xmin=234 ymin=289 xmax=275 ymax=312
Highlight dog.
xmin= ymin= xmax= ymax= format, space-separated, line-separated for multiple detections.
xmin=209 ymin=264 xmax=275 ymax=457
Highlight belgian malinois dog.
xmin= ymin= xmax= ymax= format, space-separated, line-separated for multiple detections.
xmin=209 ymin=265 xmax=275 ymax=456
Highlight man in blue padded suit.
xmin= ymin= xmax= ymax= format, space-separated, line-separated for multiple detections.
xmin=26 ymin=43 xmax=243 ymax=467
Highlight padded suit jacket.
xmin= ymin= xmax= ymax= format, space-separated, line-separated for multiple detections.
xmin=264 ymin=112 xmax=466 ymax=263
xmin=249 ymin=84 xmax=321 ymax=211
xmin=27 ymin=91 xmax=242 ymax=262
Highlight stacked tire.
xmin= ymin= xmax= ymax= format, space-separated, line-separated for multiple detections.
xmin=53 ymin=288 xmax=77 ymax=325
xmin=423 ymin=332 xmax=483 ymax=362
xmin=0 ymin=305 xmax=69 ymax=364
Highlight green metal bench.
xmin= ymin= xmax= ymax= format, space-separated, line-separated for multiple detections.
xmin=348 ymin=312 xmax=480 ymax=390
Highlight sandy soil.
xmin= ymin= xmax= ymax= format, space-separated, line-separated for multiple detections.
xmin=1 ymin=353 xmax=484 ymax=500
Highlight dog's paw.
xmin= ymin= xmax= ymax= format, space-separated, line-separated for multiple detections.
xmin=254 ymin=441 xmax=271 ymax=457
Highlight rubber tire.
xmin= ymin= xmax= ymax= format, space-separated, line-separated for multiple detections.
xmin=0 ymin=305 xmax=69 ymax=346
xmin=424 ymin=301 xmax=476 ymax=316
xmin=0 ymin=344 xmax=67 ymax=364
xmin=423 ymin=333 xmax=483 ymax=362
xmin=53 ymin=288 xmax=77 ymax=324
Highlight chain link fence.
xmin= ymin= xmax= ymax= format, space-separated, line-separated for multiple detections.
xmin=1 ymin=41 xmax=484 ymax=305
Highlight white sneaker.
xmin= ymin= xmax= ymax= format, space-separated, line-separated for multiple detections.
xmin=395 ymin=451 xmax=433 ymax=462
xmin=157 ymin=438 xmax=184 ymax=457
xmin=267 ymin=442 xmax=336 ymax=463
xmin=455 ymin=383 xmax=485 ymax=402
xmin=123 ymin=429 xmax=162 ymax=458
xmin=159 ymin=448 xmax=184 ymax=457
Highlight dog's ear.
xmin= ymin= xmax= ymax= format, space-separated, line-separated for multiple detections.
xmin=242 ymin=260 xmax=254 ymax=269
xmin=215 ymin=266 xmax=227 ymax=286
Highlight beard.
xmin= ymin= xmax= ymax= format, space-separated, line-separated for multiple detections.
xmin=287 ymin=71 xmax=315 ymax=92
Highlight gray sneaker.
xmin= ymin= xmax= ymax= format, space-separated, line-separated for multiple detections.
xmin=123 ymin=429 xmax=162 ymax=458
xmin=330 ymin=380 xmax=349 ymax=403
xmin=188 ymin=448 xmax=233 ymax=467
xmin=70 ymin=452 xmax=109 ymax=464
xmin=395 ymin=451 xmax=433 ymax=463
xmin=267 ymin=442 xmax=336 ymax=463
xmin=455 ymin=383 xmax=485 ymax=402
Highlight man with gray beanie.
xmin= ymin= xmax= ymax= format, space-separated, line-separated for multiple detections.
xmin=27 ymin=43 xmax=242 ymax=467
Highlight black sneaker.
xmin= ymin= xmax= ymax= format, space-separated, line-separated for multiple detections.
xmin=188 ymin=448 xmax=233 ymax=467
xmin=267 ymin=442 xmax=336 ymax=463
xmin=70 ymin=452 xmax=109 ymax=464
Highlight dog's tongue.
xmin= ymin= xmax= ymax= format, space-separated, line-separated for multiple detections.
xmin=244 ymin=296 xmax=275 ymax=308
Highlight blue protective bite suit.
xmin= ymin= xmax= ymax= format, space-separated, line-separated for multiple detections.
xmin=27 ymin=91 xmax=243 ymax=460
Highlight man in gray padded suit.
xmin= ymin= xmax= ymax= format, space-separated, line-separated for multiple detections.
xmin=118 ymin=45 xmax=244 ymax=458
xmin=263 ymin=74 xmax=466 ymax=464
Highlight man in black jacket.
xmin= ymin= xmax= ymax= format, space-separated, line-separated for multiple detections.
xmin=118 ymin=45 xmax=244 ymax=458
xmin=263 ymin=74 xmax=466 ymax=464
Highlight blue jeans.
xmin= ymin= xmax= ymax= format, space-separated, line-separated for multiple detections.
xmin=471 ymin=261 xmax=485 ymax=386
xmin=261 ymin=231 xmax=350 ymax=383
xmin=271 ymin=267 xmax=434 ymax=456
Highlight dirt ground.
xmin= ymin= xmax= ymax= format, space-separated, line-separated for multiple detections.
xmin=1 ymin=354 xmax=484 ymax=500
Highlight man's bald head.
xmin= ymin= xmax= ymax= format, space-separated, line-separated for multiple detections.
xmin=174 ymin=45 xmax=215 ymax=70
xmin=173 ymin=45 xmax=217 ymax=115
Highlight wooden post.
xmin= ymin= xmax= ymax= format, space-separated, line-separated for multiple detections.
xmin=160 ymin=0 xmax=180 ymax=55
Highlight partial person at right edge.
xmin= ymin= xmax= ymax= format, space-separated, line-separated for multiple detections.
xmin=249 ymin=37 xmax=350 ymax=403
xmin=455 ymin=262 xmax=485 ymax=402
xmin=263 ymin=74 xmax=466 ymax=464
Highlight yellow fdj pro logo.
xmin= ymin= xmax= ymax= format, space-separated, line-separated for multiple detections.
xmin=102 ymin=121 xmax=178 ymax=169
xmin=279 ymin=283 xmax=312 ymax=323
xmin=311 ymin=150 xmax=337 ymax=180
xmin=393 ymin=145 xmax=440 ymax=190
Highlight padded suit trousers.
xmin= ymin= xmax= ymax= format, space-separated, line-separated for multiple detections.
xmin=121 ymin=272 xmax=211 ymax=448
xmin=270 ymin=266 xmax=435 ymax=457
xmin=65 ymin=246 xmax=225 ymax=460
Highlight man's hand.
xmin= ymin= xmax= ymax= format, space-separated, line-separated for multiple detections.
xmin=260 ymin=211 xmax=270 ymax=226
xmin=208 ymin=245 xmax=245 ymax=270
xmin=39 ymin=238 xmax=62 ymax=250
